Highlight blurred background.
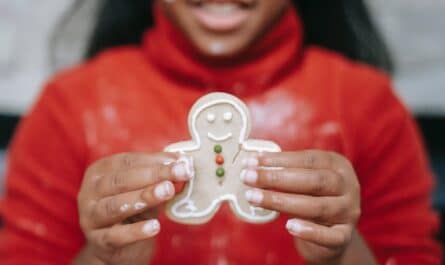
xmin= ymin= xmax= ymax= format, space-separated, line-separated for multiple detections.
xmin=0 ymin=0 xmax=444 ymax=235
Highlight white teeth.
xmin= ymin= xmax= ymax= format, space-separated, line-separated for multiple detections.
xmin=204 ymin=3 xmax=239 ymax=15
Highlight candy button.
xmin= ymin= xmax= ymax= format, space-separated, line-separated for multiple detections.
xmin=216 ymin=167 xmax=225 ymax=177
xmin=214 ymin=145 xmax=222 ymax=154
xmin=215 ymin=155 xmax=224 ymax=165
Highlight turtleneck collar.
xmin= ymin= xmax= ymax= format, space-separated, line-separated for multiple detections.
xmin=143 ymin=3 xmax=304 ymax=96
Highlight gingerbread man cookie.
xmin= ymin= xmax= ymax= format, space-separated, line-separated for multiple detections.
xmin=164 ymin=92 xmax=281 ymax=224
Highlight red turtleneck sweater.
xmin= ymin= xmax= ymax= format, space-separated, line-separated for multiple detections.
xmin=0 ymin=7 xmax=441 ymax=265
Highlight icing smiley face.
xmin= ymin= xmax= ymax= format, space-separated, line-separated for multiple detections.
xmin=188 ymin=93 xmax=251 ymax=148
xmin=165 ymin=92 xmax=280 ymax=225
xmin=196 ymin=104 xmax=242 ymax=144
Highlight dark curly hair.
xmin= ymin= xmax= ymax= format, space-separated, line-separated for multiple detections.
xmin=75 ymin=0 xmax=394 ymax=73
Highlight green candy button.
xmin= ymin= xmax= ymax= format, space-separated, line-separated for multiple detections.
xmin=214 ymin=145 xmax=223 ymax=154
xmin=216 ymin=167 xmax=225 ymax=177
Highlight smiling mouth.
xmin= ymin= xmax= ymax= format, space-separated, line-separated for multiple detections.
xmin=207 ymin=132 xmax=233 ymax=142
xmin=188 ymin=0 xmax=256 ymax=32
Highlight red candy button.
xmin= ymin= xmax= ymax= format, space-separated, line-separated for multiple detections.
xmin=215 ymin=155 xmax=224 ymax=165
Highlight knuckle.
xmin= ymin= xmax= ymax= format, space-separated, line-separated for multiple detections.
xmin=335 ymin=201 xmax=349 ymax=221
xmin=150 ymin=166 xmax=163 ymax=182
xmin=303 ymin=152 xmax=317 ymax=168
xmin=266 ymin=170 xmax=282 ymax=187
xmin=79 ymin=217 xmax=89 ymax=232
xmin=271 ymin=194 xmax=286 ymax=210
xmin=101 ymin=230 xmax=118 ymax=250
xmin=314 ymin=200 xmax=328 ymax=220
xmin=264 ymin=155 xmax=278 ymax=167
xmin=140 ymin=189 xmax=151 ymax=203
xmin=327 ymin=151 xmax=340 ymax=161
xmin=326 ymin=152 xmax=338 ymax=169
xmin=104 ymin=197 xmax=120 ymax=218
xmin=84 ymin=162 xmax=98 ymax=177
xmin=110 ymin=248 xmax=126 ymax=264
xmin=110 ymin=174 xmax=125 ymax=193
xmin=350 ymin=206 xmax=361 ymax=222
xmin=312 ymin=227 xmax=324 ymax=243
xmin=79 ymin=201 xmax=97 ymax=230
xmin=119 ymin=153 xmax=135 ymax=170
xmin=334 ymin=172 xmax=345 ymax=191
xmin=335 ymin=231 xmax=348 ymax=246
xmin=313 ymin=172 xmax=328 ymax=194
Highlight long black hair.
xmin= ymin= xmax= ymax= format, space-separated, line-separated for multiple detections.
xmin=75 ymin=0 xmax=394 ymax=73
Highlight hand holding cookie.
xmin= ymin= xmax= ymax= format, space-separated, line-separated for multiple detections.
xmin=76 ymin=152 xmax=193 ymax=264
xmin=241 ymin=150 xmax=361 ymax=264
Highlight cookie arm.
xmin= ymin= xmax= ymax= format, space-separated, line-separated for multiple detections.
xmin=164 ymin=141 xmax=199 ymax=153
xmin=242 ymin=139 xmax=281 ymax=153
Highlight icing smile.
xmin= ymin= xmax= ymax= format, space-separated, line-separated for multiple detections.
xmin=207 ymin=132 xmax=233 ymax=142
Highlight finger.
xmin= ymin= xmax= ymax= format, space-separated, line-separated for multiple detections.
xmin=95 ymin=160 xmax=192 ymax=197
xmin=92 ymin=152 xmax=178 ymax=173
xmin=258 ymin=150 xmax=336 ymax=169
xmin=89 ymin=219 xmax=160 ymax=250
xmin=92 ymin=181 xmax=175 ymax=227
xmin=245 ymin=189 xmax=348 ymax=222
xmin=286 ymin=219 xmax=352 ymax=248
xmin=241 ymin=168 xmax=343 ymax=196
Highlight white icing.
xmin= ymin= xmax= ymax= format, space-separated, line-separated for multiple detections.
xmin=223 ymin=111 xmax=233 ymax=122
xmin=177 ymin=155 xmax=195 ymax=179
xmin=171 ymin=193 xmax=278 ymax=221
xmin=165 ymin=95 xmax=280 ymax=222
xmin=166 ymin=99 xmax=248 ymax=152
xmin=120 ymin=204 xmax=130 ymax=213
xmin=207 ymin=132 xmax=233 ymax=142
xmin=192 ymin=99 xmax=248 ymax=148
xmin=206 ymin=112 xmax=216 ymax=123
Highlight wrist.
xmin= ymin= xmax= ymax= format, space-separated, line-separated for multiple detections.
xmin=72 ymin=245 xmax=105 ymax=265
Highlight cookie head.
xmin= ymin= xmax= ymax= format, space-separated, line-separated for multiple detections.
xmin=189 ymin=93 xmax=251 ymax=146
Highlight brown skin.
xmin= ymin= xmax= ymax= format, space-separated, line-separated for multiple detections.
xmin=159 ymin=0 xmax=290 ymax=58
xmin=75 ymin=1 xmax=378 ymax=264
xmin=242 ymin=151 xmax=377 ymax=265
xmin=74 ymin=152 xmax=191 ymax=265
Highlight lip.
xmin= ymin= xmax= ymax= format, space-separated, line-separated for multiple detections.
xmin=189 ymin=1 xmax=253 ymax=32
xmin=207 ymin=132 xmax=233 ymax=142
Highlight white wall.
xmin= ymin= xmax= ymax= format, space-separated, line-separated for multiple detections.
xmin=366 ymin=0 xmax=445 ymax=116
xmin=0 ymin=0 xmax=444 ymax=115
xmin=0 ymin=0 xmax=99 ymax=115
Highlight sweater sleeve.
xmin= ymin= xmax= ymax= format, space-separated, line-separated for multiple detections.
xmin=347 ymin=75 xmax=442 ymax=264
xmin=0 ymin=82 xmax=87 ymax=264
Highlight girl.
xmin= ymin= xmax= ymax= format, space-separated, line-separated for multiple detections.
xmin=0 ymin=0 xmax=441 ymax=264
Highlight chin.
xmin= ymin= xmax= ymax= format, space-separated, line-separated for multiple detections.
xmin=191 ymin=36 xmax=252 ymax=60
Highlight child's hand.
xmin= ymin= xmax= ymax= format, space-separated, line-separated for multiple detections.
xmin=241 ymin=151 xmax=361 ymax=265
xmin=75 ymin=152 xmax=192 ymax=265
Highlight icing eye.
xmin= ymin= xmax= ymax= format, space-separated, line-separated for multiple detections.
xmin=206 ymin=113 xmax=216 ymax=123
xmin=223 ymin=112 xmax=233 ymax=122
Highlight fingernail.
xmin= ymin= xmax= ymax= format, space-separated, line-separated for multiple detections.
xmin=240 ymin=170 xmax=258 ymax=184
xmin=172 ymin=157 xmax=194 ymax=180
xmin=143 ymin=219 xmax=160 ymax=235
xmin=172 ymin=162 xmax=187 ymax=179
xmin=154 ymin=181 xmax=174 ymax=199
xmin=242 ymin=157 xmax=259 ymax=168
xmin=286 ymin=219 xmax=311 ymax=236
xmin=134 ymin=202 xmax=147 ymax=210
xmin=245 ymin=189 xmax=263 ymax=204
